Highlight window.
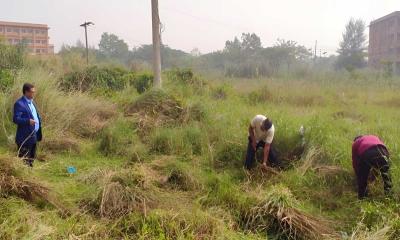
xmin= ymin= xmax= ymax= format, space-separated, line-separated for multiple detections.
xmin=0 ymin=28 xmax=3 ymax=32
xmin=398 ymin=33 xmax=400 ymax=41
xmin=35 ymin=40 xmax=41 ymax=44
xmin=41 ymin=40 xmax=47 ymax=44
xmin=7 ymin=28 xmax=11 ymax=32
xmin=35 ymin=29 xmax=40 ymax=34
xmin=389 ymin=19 xmax=395 ymax=27
xmin=389 ymin=34 xmax=395 ymax=43
xmin=397 ymin=47 xmax=400 ymax=55
xmin=13 ymin=28 xmax=19 ymax=33
xmin=36 ymin=49 xmax=40 ymax=53
xmin=28 ymin=29 xmax=33 ymax=33
xmin=21 ymin=29 xmax=26 ymax=33
xmin=41 ymin=30 xmax=46 ymax=34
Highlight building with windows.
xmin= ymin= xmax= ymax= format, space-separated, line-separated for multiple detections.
xmin=0 ymin=20 xmax=54 ymax=55
xmin=369 ymin=11 xmax=400 ymax=74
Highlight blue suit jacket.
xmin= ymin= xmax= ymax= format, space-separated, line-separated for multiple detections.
xmin=13 ymin=97 xmax=42 ymax=146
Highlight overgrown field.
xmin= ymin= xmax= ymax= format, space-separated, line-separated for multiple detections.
xmin=1 ymin=63 xmax=400 ymax=239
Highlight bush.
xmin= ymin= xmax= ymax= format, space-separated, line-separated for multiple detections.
xmin=131 ymin=72 xmax=153 ymax=94
xmin=59 ymin=66 xmax=130 ymax=93
xmin=167 ymin=68 xmax=195 ymax=84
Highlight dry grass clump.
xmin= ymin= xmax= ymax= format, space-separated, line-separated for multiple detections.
xmin=40 ymin=135 xmax=81 ymax=154
xmin=124 ymin=90 xmax=186 ymax=136
xmin=98 ymin=181 xmax=145 ymax=219
xmin=298 ymin=146 xmax=324 ymax=175
xmin=243 ymin=184 xmax=339 ymax=240
xmin=80 ymin=168 xmax=151 ymax=219
xmin=0 ymin=156 xmax=69 ymax=215
xmin=165 ymin=168 xmax=202 ymax=191
xmin=350 ymin=224 xmax=392 ymax=240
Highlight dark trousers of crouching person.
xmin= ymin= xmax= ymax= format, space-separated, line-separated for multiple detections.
xmin=245 ymin=137 xmax=280 ymax=170
xmin=356 ymin=145 xmax=392 ymax=198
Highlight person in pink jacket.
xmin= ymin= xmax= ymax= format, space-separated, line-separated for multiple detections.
xmin=352 ymin=135 xmax=392 ymax=199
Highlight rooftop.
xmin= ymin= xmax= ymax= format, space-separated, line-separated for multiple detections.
xmin=0 ymin=20 xmax=49 ymax=29
xmin=370 ymin=11 xmax=400 ymax=25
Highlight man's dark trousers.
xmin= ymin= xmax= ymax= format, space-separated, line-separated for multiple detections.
xmin=357 ymin=145 xmax=392 ymax=198
xmin=245 ymin=137 xmax=280 ymax=169
xmin=17 ymin=143 xmax=36 ymax=166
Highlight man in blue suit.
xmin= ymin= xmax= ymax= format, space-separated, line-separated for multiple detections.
xmin=13 ymin=83 xmax=42 ymax=167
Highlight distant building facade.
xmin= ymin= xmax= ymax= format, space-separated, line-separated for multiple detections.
xmin=0 ymin=21 xmax=54 ymax=55
xmin=369 ymin=11 xmax=400 ymax=74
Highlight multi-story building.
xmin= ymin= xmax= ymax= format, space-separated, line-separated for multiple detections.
xmin=0 ymin=20 xmax=54 ymax=55
xmin=369 ymin=11 xmax=400 ymax=74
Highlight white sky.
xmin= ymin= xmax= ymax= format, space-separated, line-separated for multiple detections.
xmin=0 ymin=0 xmax=399 ymax=54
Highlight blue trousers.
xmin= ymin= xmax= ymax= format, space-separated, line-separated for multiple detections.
xmin=244 ymin=137 xmax=279 ymax=169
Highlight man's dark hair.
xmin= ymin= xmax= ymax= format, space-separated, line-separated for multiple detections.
xmin=263 ymin=118 xmax=273 ymax=131
xmin=22 ymin=83 xmax=35 ymax=95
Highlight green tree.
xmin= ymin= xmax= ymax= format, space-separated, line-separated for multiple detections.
xmin=336 ymin=19 xmax=367 ymax=70
xmin=98 ymin=32 xmax=129 ymax=60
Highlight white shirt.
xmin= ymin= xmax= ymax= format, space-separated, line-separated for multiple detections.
xmin=250 ymin=115 xmax=275 ymax=144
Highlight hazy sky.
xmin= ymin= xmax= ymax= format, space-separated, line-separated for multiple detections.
xmin=1 ymin=0 xmax=399 ymax=54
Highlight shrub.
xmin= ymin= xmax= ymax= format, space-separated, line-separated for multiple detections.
xmin=131 ymin=72 xmax=153 ymax=94
xmin=167 ymin=68 xmax=196 ymax=84
xmin=59 ymin=66 xmax=129 ymax=93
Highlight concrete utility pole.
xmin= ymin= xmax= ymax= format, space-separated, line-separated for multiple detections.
xmin=80 ymin=21 xmax=94 ymax=65
xmin=151 ymin=0 xmax=162 ymax=88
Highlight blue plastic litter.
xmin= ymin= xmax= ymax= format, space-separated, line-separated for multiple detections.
xmin=67 ymin=166 xmax=77 ymax=174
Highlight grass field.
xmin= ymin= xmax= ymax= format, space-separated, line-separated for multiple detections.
xmin=1 ymin=66 xmax=400 ymax=239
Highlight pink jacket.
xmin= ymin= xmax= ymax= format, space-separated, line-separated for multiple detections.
xmin=352 ymin=135 xmax=386 ymax=174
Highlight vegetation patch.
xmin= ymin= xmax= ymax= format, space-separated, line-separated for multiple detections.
xmin=80 ymin=169 xmax=152 ymax=219
xmin=0 ymin=156 xmax=68 ymax=215
xmin=242 ymin=184 xmax=339 ymax=240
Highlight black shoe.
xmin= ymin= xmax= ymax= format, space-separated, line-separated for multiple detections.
xmin=23 ymin=159 xmax=33 ymax=167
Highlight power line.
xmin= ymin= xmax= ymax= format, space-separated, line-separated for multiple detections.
xmin=160 ymin=6 xmax=252 ymax=33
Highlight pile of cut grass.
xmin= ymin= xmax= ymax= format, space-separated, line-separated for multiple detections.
xmin=80 ymin=169 xmax=152 ymax=219
xmin=0 ymin=156 xmax=69 ymax=216
xmin=125 ymin=90 xmax=184 ymax=130
xmin=243 ymin=184 xmax=339 ymax=240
